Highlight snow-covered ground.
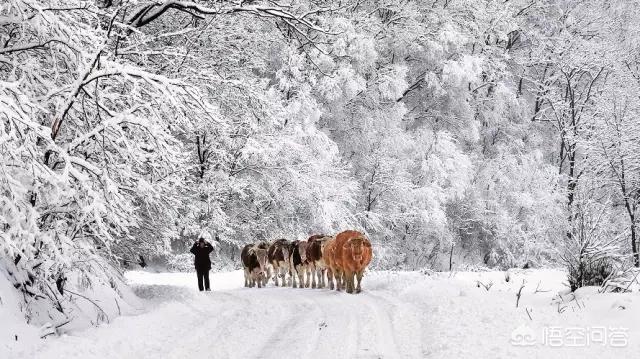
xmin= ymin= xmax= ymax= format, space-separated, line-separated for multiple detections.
xmin=3 ymin=269 xmax=639 ymax=359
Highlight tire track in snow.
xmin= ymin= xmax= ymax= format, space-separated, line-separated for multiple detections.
xmin=163 ymin=291 xmax=250 ymax=359
xmin=308 ymin=290 xmax=359 ymax=358
xmin=363 ymin=290 xmax=424 ymax=358
xmin=359 ymin=292 xmax=402 ymax=358
xmin=255 ymin=294 xmax=322 ymax=359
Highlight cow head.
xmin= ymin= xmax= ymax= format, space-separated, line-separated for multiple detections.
xmin=250 ymin=247 xmax=269 ymax=275
xmin=320 ymin=237 xmax=334 ymax=255
xmin=298 ymin=241 xmax=308 ymax=263
xmin=344 ymin=236 xmax=369 ymax=262
xmin=280 ymin=246 xmax=290 ymax=264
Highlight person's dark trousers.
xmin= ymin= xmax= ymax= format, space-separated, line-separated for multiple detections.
xmin=196 ymin=269 xmax=210 ymax=291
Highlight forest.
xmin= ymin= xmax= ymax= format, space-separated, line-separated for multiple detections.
xmin=2 ymin=0 xmax=640 ymax=325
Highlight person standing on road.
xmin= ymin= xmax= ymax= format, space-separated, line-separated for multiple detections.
xmin=190 ymin=237 xmax=214 ymax=291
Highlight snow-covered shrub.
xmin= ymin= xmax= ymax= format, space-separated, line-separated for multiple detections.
xmin=565 ymin=257 xmax=614 ymax=292
xmin=603 ymin=268 xmax=640 ymax=293
xmin=562 ymin=192 xmax=624 ymax=291
xmin=166 ymin=254 xmax=196 ymax=273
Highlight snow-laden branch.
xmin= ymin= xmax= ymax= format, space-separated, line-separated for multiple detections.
xmin=0 ymin=38 xmax=82 ymax=55
xmin=50 ymin=50 xmax=103 ymax=141
xmin=127 ymin=1 xmax=329 ymax=33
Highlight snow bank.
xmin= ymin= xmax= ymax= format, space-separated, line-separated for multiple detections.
xmin=1 ymin=263 xmax=142 ymax=358
xmin=0 ymin=273 xmax=40 ymax=357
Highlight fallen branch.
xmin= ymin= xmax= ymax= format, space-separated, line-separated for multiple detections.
xmin=557 ymin=302 xmax=567 ymax=313
xmin=66 ymin=289 xmax=110 ymax=324
xmin=534 ymin=280 xmax=551 ymax=294
xmin=623 ymin=269 xmax=640 ymax=293
xmin=516 ymin=279 xmax=526 ymax=307
xmin=55 ymin=319 xmax=71 ymax=329
xmin=114 ymin=298 xmax=121 ymax=316
xmin=476 ymin=280 xmax=493 ymax=291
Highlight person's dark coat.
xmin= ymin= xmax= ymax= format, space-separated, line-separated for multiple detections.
xmin=190 ymin=242 xmax=214 ymax=271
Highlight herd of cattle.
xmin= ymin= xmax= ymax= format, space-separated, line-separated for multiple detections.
xmin=240 ymin=230 xmax=373 ymax=294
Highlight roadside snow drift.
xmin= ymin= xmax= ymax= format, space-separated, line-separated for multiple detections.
xmin=3 ymin=269 xmax=639 ymax=359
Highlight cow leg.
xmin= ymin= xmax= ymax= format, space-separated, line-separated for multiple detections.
xmin=266 ymin=266 xmax=272 ymax=287
xmin=334 ymin=269 xmax=340 ymax=290
xmin=279 ymin=266 xmax=286 ymax=287
xmin=272 ymin=263 xmax=279 ymax=286
xmin=322 ymin=268 xmax=327 ymax=288
xmin=309 ymin=264 xmax=316 ymax=288
xmin=326 ymin=268 xmax=334 ymax=290
xmin=243 ymin=269 xmax=247 ymax=287
xmin=315 ymin=267 xmax=324 ymax=288
xmin=292 ymin=267 xmax=298 ymax=288
xmin=252 ymin=269 xmax=261 ymax=288
xmin=342 ymin=270 xmax=349 ymax=293
xmin=300 ymin=266 xmax=306 ymax=288
xmin=252 ymin=270 xmax=258 ymax=288
xmin=334 ymin=269 xmax=343 ymax=291
xmin=306 ymin=266 xmax=311 ymax=288
xmin=344 ymin=270 xmax=354 ymax=294
xmin=356 ymin=270 xmax=364 ymax=293
xmin=244 ymin=268 xmax=250 ymax=287
xmin=297 ymin=265 xmax=305 ymax=288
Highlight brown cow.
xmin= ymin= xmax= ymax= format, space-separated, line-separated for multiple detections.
xmin=306 ymin=235 xmax=332 ymax=288
xmin=334 ymin=230 xmax=372 ymax=293
xmin=267 ymin=239 xmax=290 ymax=286
xmin=322 ymin=237 xmax=342 ymax=290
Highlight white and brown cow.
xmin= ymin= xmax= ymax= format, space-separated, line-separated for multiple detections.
xmin=267 ymin=239 xmax=290 ymax=286
xmin=305 ymin=234 xmax=333 ymax=288
xmin=241 ymin=242 xmax=269 ymax=288
xmin=288 ymin=240 xmax=308 ymax=288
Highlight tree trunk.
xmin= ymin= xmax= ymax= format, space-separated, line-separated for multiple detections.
xmin=449 ymin=243 xmax=454 ymax=271
xmin=631 ymin=222 xmax=639 ymax=267
xmin=566 ymin=143 xmax=577 ymax=240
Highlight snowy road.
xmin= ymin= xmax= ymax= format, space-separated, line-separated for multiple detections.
xmin=8 ymin=270 xmax=640 ymax=359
